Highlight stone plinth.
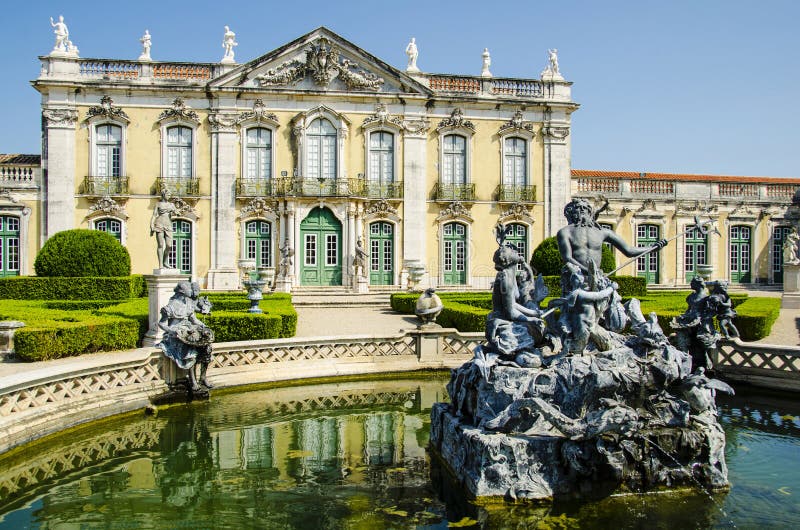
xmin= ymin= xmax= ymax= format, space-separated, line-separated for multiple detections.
xmin=782 ymin=264 xmax=800 ymax=308
xmin=0 ymin=321 xmax=25 ymax=360
xmin=275 ymin=276 xmax=294 ymax=293
xmin=355 ymin=276 xmax=369 ymax=294
xmin=142 ymin=270 xmax=189 ymax=347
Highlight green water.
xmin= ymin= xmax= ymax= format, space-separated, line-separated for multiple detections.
xmin=0 ymin=376 xmax=798 ymax=529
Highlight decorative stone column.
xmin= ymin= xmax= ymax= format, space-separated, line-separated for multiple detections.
xmin=402 ymin=116 xmax=430 ymax=286
xmin=42 ymin=107 xmax=78 ymax=240
xmin=542 ymin=121 xmax=572 ymax=238
xmin=142 ymin=271 xmax=190 ymax=347
xmin=207 ymin=111 xmax=240 ymax=290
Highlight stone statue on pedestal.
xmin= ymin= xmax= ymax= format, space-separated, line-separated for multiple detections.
xmin=353 ymin=239 xmax=368 ymax=278
xmin=139 ymin=30 xmax=152 ymax=61
xmin=221 ymin=26 xmax=238 ymax=63
xmin=150 ymin=188 xmax=178 ymax=270
xmin=278 ymin=238 xmax=294 ymax=278
xmin=50 ymin=16 xmax=69 ymax=53
xmin=480 ymin=48 xmax=492 ymax=77
xmin=158 ymin=281 xmax=215 ymax=395
xmin=784 ymin=228 xmax=800 ymax=265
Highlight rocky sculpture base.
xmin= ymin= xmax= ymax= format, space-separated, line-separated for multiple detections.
xmin=429 ymin=345 xmax=730 ymax=502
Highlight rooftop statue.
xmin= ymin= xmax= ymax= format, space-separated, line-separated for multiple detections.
xmin=49 ymin=15 xmax=69 ymax=54
xmin=480 ymin=48 xmax=492 ymax=77
xmin=139 ymin=30 xmax=152 ymax=61
xmin=405 ymin=37 xmax=419 ymax=72
xmin=221 ymin=25 xmax=238 ymax=64
xmin=158 ymin=281 xmax=215 ymax=395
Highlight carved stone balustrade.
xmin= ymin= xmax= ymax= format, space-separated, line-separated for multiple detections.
xmin=0 ymin=156 xmax=39 ymax=190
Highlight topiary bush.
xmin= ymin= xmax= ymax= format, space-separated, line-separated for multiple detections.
xmin=34 ymin=229 xmax=131 ymax=277
xmin=0 ymin=276 xmax=145 ymax=300
xmin=530 ymin=236 xmax=615 ymax=276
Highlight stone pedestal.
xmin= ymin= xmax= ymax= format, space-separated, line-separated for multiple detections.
xmin=143 ymin=270 xmax=189 ymax=347
xmin=355 ymin=276 xmax=369 ymax=294
xmin=0 ymin=321 xmax=25 ymax=360
xmin=275 ymin=276 xmax=294 ymax=293
xmin=782 ymin=264 xmax=800 ymax=308
xmin=207 ymin=268 xmax=240 ymax=291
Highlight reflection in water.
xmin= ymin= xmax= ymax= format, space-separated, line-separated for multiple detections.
xmin=0 ymin=378 xmax=798 ymax=528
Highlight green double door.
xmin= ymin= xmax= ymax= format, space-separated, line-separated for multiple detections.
xmin=443 ymin=222 xmax=467 ymax=285
xmin=730 ymin=225 xmax=751 ymax=283
xmin=369 ymin=221 xmax=394 ymax=285
xmin=300 ymin=207 xmax=342 ymax=286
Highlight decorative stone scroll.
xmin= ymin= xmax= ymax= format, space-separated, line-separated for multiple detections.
xmin=542 ymin=125 xmax=569 ymax=140
xmin=207 ymin=112 xmax=238 ymax=133
xmin=499 ymin=202 xmax=534 ymax=224
xmin=436 ymin=200 xmax=473 ymax=223
xmin=85 ymin=96 xmax=129 ymax=123
xmin=87 ymin=195 xmax=128 ymax=220
xmin=158 ymin=98 xmax=199 ymax=123
xmin=401 ymin=117 xmax=430 ymax=138
xmin=43 ymin=107 xmax=78 ymax=128
xmin=362 ymin=103 xmax=404 ymax=129
xmin=437 ymin=108 xmax=474 ymax=131
xmin=237 ymin=99 xmax=279 ymax=125
xmin=255 ymin=37 xmax=385 ymax=91
xmin=365 ymin=198 xmax=398 ymax=218
xmin=240 ymin=197 xmax=277 ymax=218
xmin=498 ymin=110 xmax=534 ymax=135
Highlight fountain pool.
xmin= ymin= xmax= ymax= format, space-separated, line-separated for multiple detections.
xmin=0 ymin=375 xmax=798 ymax=528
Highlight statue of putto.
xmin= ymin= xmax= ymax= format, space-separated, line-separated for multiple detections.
xmin=158 ymin=281 xmax=215 ymax=395
xmin=405 ymin=37 xmax=419 ymax=73
xmin=783 ymin=228 xmax=800 ymax=265
xmin=221 ymin=25 xmax=238 ymax=64
xmin=430 ymin=200 xmax=735 ymax=502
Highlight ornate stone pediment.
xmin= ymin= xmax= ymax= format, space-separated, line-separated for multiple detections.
xmin=677 ymin=200 xmax=718 ymax=215
xmin=362 ymin=104 xmax=404 ymax=130
xmin=436 ymin=200 xmax=473 ymax=223
xmin=240 ymin=197 xmax=277 ymax=218
xmin=85 ymin=96 xmax=129 ymax=123
xmin=499 ymin=202 xmax=534 ymax=224
xmin=498 ymin=110 xmax=534 ymax=135
xmin=86 ymin=195 xmax=128 ymax=220
xmin=437 ymin=108 xmax=474 ymax=131
xmin=237 ymin=99 xmax=279 ymax=126
xmin=728 ymin=202 xmax=757 ymax=219
xmin=365 ymin=199 xmax=398 ymax=218
xmin=158 ymin=98 xmax=199 ymax=124
xmin=171 ymin=196 xmax=199 ymax=219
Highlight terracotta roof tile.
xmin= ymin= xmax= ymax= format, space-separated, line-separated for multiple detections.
xmin=572 ymin=169 xmax=800 ymax=185
xmin=0 ymin=154 xmax=40 ymax=165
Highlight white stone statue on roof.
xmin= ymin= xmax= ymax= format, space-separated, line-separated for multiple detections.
xmin=540 ymin=48 xmax=564 ymax=81
xmin=221 ymin=25 xmax=238 ymax=64
xmin=481 ymin=48 xmax=492 ymax=77
xmin=405 ymin=37 xmax=420 ymax=73
xmin=139 ymin=30 xmax=152 ymax=61
xmin=49 ymin=15 xmax=69 ymax=54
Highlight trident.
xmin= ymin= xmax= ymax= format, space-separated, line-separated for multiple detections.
xmin=608 ymin=215 xmax=719 ymax=276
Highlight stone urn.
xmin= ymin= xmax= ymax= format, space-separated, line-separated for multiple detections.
xmin=415 ymin=288 xmax=443 ymax=328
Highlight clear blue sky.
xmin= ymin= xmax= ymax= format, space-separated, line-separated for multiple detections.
xmin=2 ymin=0 xmax=798 ymax=177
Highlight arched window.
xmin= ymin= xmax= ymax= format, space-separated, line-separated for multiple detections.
xmin=95 ymin=124 xmax=122 ymax=177
xmin=246 ymin=128 xmax=272 ymax=180
xmin=167 ymin=219 xmax=192 ymax=274
xmin=94 ymin=218 xmax=122 ymax=242
xmin=166 ymin=126 xmax=192 ymax=179
xmin=0 ymin=216 xmax=20 ymax=278
xmin=245 ymin=220 xmax=272 ymax=268
xmin=368 ymin=131 xmax=394 ymax=185
xmin=307 ymin=118 xmax=337 ymax=181
xmin=442 ymin=134 xmax=466 ymax=186
xmin=503 ymin=137 xmax=527 ymax=188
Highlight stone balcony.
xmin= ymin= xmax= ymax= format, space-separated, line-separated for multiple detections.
xmin=0 ymin=155 xmax=40 ymax=190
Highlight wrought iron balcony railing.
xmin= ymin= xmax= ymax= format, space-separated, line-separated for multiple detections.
xmin=155 ymin=177 xmax=200 ymax=197
xmin=83 ymin=175 xmax=129 ymax=196
xmin=363 ymin=181 xmax=403 ymax=199
xmin=434 ymin=182 xmax=476 ymax=201
xmin=497 ymin=184 xmax=536 ymax=202
xmin=274 ymin=177 xmax=366 ymax=197
xmin=236 ymin=178 xmax=276 ymax=198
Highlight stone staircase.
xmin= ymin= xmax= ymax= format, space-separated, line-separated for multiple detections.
xmin=290 ymin=286 xmax=400 ymax=307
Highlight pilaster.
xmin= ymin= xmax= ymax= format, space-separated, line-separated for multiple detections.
xmin=402 ymin=117 xmax=430 ymax=285
xmin=207 ymin=112 xmax=240 ymax=290
xmin=542 ymin=117 xmax=572 ymax=238
xmin=42 ymin=107 xmax=78 ymax=240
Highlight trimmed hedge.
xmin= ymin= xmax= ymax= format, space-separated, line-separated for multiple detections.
xmin=5 ymin=292 xmax=298 ymax=361
xmin=390 ymin=291 xmax=779 ymax=340
xmin=34 ymin=229 xmax=131 ymax=277
xmin=0 ymin=276 xmax=146 ymax=300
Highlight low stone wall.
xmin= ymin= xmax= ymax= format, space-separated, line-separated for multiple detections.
xmin=0 ymin=328 xmax=479 ymax=454
xmin=715 ymin=338 xmax=800 ymax=392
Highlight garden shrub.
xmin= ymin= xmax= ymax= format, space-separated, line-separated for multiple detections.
xmin=530 ymin=236 xmax=615 ymax=276
xmin=200 ymin=312 xmax=283 ymax=342
xmin=732 ymin=297 xmax=780 ymax=341
xmin=34 ymin=229 xmax=131 ymax=277
xmin=0 ymin=276 xmax=145 ymax=300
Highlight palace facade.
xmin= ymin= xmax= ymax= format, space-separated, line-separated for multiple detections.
xmin=1 ymin=26 xmax=797 ymax=289
xmin=19 ymin=27 xmax=575 ymax=290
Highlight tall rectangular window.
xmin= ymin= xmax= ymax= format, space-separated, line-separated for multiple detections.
xmin=442 ymin=134 xmax=466 ymax=186
xmin=369 ymin=131 xmax=394 ymax=184
xmin=503 ymin=137 xmax=527 ymax=187
xmin=167 ymin=126 xmax=192 ymax=179
xmin=308 ymin=118 xmax=337 ymax=180
xmin=246 ymin=128 xmax=272 ymax=180
xmin=96 ymin=124 xmax=122 ymax=177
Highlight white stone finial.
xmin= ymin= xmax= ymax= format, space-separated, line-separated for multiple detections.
xmin=480 ymin=48 xmax=492 ymax=78
xmin=405 ymin=37 xmax=420 ymax=73
xmin=541 ymin=48 xmax=564 ymax=81
xmin=49 ymin=15 xmax=72 ymax=56
xmin=221 ymin=25 xmax=238 ymax=64
xmin=139 ymin=30 xmax=152 ymax=61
